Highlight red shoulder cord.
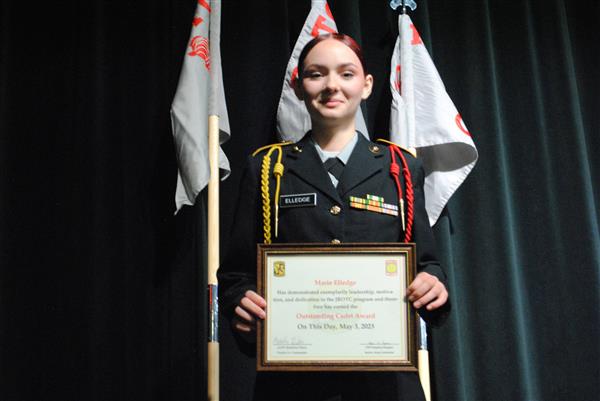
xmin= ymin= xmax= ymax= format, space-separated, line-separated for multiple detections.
xmin=388 ymin=145 xmax=414 ymax=242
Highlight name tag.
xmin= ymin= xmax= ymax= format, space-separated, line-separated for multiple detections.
xmin=279 ymin=193 xmax=317 ymax=208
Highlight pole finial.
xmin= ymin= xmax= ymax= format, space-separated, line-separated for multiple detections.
xmin=389 ymin=0 xmax=417 ymax=13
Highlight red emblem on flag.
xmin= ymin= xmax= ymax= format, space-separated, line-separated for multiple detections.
xmin=311 ymin=14 xmax=336 ymax=37
xmin=192 ymin=17 xmax=203 ymax=27
xmin=394 ymin=65 xmax=401 ymax=92
xmin=198 ymin=0 xmax=211 ymax=12
xmin=325 ymin=3 xmax=333 ymax=20
xmin=410 ymin=24 xmax=423 ymax=45
xmin=290 ymin=67 xmax=299 ymax=86
xmin=188 ymin=35 xmax=211 ymax=70
xmin=455 ymin=113 xmax=471 ymax=136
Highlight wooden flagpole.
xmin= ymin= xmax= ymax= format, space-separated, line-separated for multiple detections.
xmin=207 ymin=114 xmax=220 ymax=401
xmin=418 ymin=317 xmax=431 ymax=401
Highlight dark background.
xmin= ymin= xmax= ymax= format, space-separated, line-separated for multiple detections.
xmin=1 ymin=0 xmax=598 ymax=400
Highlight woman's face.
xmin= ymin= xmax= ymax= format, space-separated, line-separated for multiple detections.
xmin=295 ymin=38 xmax=373 ymax=127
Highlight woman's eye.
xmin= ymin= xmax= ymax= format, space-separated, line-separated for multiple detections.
xmin=342 ymin=72 xmax=355 ymax=78
xmin=305 ymin=71 xmax=322 ymax=78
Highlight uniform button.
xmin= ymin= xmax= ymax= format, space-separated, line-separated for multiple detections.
xmin=330 ymin=205 xmax=341 ymax=215
xmin=331 ymin=239 xmax=341 ymax=244
xmin=369 ymin=144 xmax=381 ymax=154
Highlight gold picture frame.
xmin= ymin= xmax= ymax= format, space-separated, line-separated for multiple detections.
xmin=257 ymin=243 xmax=417 ymax=371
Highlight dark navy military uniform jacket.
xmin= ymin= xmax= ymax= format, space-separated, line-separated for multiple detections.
xmin=218 ymin=133 xmax=448 ymax=401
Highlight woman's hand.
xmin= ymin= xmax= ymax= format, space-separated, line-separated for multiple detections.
xmin=406 ymin=272 xmax=448 ymax=311
xmin=233 ymin=290 xmax=267 ymax=333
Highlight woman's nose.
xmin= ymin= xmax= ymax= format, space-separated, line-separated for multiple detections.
xmin=323 ymin=74 xmax=340 ymax=92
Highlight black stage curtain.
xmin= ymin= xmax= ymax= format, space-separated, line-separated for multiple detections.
xmin=1 ymin=1 xmax=598 ymax=400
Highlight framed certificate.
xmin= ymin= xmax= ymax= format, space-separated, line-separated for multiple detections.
xmin=256 ymin=243 xmax=417 ymax=371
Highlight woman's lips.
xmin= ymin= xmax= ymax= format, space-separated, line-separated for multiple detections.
xmin=323 ymin=99 xmax=343 ymax=107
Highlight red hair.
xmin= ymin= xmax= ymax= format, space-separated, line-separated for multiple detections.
xmin=297 ymin=33 xmax=368 ymax=78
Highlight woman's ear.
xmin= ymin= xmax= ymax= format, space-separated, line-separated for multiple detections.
xmin=361 ymin=74 xmax=374 ymax=100
xmin=292 ymin=74 xmax=304 ymax=101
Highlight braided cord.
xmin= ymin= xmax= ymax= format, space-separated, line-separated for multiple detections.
xmin=395 ymin=147 xmax=414 ymax=242
xmin=388 ymin=145 xmax=414 ymax=242
xmin=389 ymin=146 xmax=404 ymax=229
xmin=260 ymin=149 xmax=274 ymax=244
xmin=260 ymin=146 xmax=285 ymax=244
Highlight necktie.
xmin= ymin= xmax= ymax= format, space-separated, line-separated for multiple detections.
xmin=323 ymin=157 xmax=345 ymax=181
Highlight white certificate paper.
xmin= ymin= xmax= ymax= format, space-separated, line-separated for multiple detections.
xmin=257 ymin=244 xmax=417 ymax=371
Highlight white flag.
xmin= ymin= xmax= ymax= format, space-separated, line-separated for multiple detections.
xmin=171 ymin=0 xmax=230 ymax=213
xmin=390 ymin=14 xmax=478 ymax=225
xmin=276 ymin=0 xmax=368 ymax=142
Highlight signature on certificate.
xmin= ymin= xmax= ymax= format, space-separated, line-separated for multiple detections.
xmin=273 ymin=337 xmax=309 ymax=346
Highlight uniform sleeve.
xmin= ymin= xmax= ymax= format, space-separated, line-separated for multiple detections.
xmin=410 ymin=157 xmax=451 ymax=325
xmin=218 ymin=156 xmax=262 ymax=320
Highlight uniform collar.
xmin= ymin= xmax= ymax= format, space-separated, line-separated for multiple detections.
xmin=310 ymin=132 xmax=358 ymax=165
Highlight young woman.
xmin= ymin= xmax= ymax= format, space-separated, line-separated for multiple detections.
xmin=220 ymin=33 xmax=448 ymax=401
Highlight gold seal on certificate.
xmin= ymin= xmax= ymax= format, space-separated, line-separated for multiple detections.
xmin=257 ymin=243 xmax=418 ymax=371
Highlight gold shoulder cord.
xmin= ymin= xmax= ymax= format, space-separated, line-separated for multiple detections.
xmin=253 ymin=142 xmax=291 ymax=244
